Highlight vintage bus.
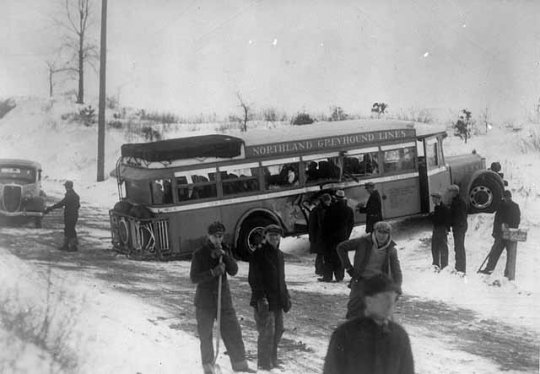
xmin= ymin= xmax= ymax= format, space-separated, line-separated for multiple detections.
xmin=108 ymin=119 xmax=505 ymax=260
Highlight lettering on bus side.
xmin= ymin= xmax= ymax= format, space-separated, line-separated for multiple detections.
xmin=245 ymin=129 xmax=413 ymax=158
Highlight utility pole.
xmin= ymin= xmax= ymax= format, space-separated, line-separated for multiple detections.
xmin=97 ymin=0 xmax=107 ymax=181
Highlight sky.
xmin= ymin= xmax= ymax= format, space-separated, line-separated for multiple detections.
xmin=2 ymin=0 xmax=540 ymax=119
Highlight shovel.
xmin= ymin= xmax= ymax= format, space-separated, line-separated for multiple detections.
xmin=213 ymin=255 xmax=224 ymax=374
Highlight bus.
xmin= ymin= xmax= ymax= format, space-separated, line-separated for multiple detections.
xmin=108 ymin=119 xmax=506 ymax=260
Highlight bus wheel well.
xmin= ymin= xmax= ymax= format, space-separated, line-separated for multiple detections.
xmin=468 ymin=173 xmax=504 ymax=213
xmin=235 ymin=213 xmax=279 ymax=261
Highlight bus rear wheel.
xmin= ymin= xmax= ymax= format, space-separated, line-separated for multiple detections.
xmin=237 ymin=216 xmax=275 ymax=261
xmin=469 ymin=174 xmax=503 ymax=213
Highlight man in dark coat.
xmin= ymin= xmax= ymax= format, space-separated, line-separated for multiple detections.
xmin=480 ymin=190 xmax=521 ymax=278
xmin=190 ymin=222 xmax=254 ymax=374
xmin=44 ymin=180 xmax=80 ymax=251
xmin=248 ymin=224 xmax=291 ymax=371
xmin=308 ymin=193 xmax=332 ymax=276
xmin=319 ymin=190 xmax=354 ymax=282
xmin=429 ymin=192 xmax=450 ymax=271
xmin=357 ymin=182 xmax=383 ymax=233
xmin=337 ymin=221 xmax=403 ymax=319
xmin=448 ymin=184 xmax=468 ymax=275
xmin=323 ymin=273 xmax=414 ymax=374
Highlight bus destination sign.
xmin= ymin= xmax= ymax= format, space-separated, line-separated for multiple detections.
xmin=245 ymin=129 xmax=416 ymax=157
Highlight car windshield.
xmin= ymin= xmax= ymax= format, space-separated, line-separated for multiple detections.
xmin=0 ymin=165 xmax=36 ymax=183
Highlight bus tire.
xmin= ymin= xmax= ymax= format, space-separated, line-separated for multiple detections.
xmin=468 ymin=174 xmax=503 ymax=214
xmin=237 ymin=216 xmax=275 ymax=261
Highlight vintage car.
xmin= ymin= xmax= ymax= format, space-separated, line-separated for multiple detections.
xmin=0 ymin=159 xmax=45 ymax=227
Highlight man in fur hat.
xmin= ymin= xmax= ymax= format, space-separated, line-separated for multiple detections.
xmin=336 ymin=221 xmax=403 ymax=319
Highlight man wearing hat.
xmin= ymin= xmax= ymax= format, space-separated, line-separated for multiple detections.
xmin=323 ymin=273 xmax=414 ymax=374
xmin=447 ymin=184 xmax=468 ymax=275
xmin=357 ymin=182 xmax=383 ymax=233
xmin=44 ymin=180 xmax=80 ymax=251
xmin=320 ymin=190 xmax=354 ymax=282
xmin=429 ymin=191 xmax=450 ymax=271
xmin=308 ymin=193 xmax=332 ymax=276
xmin=337 ymin=221 xmax=403 ymax=319
xmin=190 ymin=222 xmax=255 ymax=374
xmin=248 ymin=224 xmax=291 ymax=371
xmin=479 ymin=190 xmax=521 ymax=278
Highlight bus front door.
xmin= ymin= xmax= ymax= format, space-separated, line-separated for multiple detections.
xmin=380 ymin=177 xmax=422 ymax=219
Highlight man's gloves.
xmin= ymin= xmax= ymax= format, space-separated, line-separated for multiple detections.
xmin=346 ymin=267 xmax=360 ymax=280
xmin=210 ymin=263 xmax=226 ymax=277
xmin=210 ymin=247 xmax=226 ymax=259
xmin=257 ymin=298 xmax=269 ymax=314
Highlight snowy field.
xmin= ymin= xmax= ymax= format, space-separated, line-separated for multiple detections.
xmin=0 ymin=97 xmax=539 ymax=373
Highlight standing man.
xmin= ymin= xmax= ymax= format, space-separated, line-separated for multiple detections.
xmin=323 ymin=273 xmax=414 ymax=374
xmin=447 ymin=184 xmax=468 ymax=275
xmin=480 ymin=190 xmax=521 ymax=278
xmin=320 ymin=190 xmax=354 ymax=282
xmin=248 ymin=224 xmax=291 ymax=371
xmin=357 ymin=182 xmax=383 ymax=233
xmin=337 ymin=221 xmax=403 ymax=319
xmin=44 ymin=180 xmax=80 ymax=252
xmin=190 ymin=222 xmax=254 ymax=374
xmin=429 ymin=192 xmax=450 ymax=272
xmin=308 ymin=193 xmax=332 ymax=276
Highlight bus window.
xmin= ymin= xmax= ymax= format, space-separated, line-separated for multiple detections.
xmin=151 ymin=179 xmax=173 ymax=205
xmin=382 ymin=146 xmax=416 ymax=173
xmin=343 ymin=152 xmax=379 ymax=179
xmin=304 ymin=156 xmax=341 ymax=184
xmin=221 ymin=166 xmax=260 ymax=195
xmin=175 ymin=170 xmax=217 ymax=202
xmin=125 ymin=179 xmax=151 ymax=204
xmin=264 ymin=162 xmax=300 ymax=189
xmin=426 ymin=142 xmax=439 ymax=167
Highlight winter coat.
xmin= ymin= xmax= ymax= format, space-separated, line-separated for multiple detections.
xmin=308 ymin=203 xmax=327 ymax=254
xmin=431 ymin=203 xmax=450 ymax=231
xmin=323 ymin=317 xmax=414 ymax=374
xmin=52 ymin=189 xmax=80 ymax=220
xmin=492 ymin=200 xmax=521 ymax=238
xmin=323 ymin=199 xmax=355 ymax=245
xmin=336 ymin=235 xmax=403 ymax=288
xmin=449 ymin=194 xmax=468 ymax=229
xmin=190 ymin=241 xmax=238 ymax=310
xmin=358 ymin=190 xmax=383 ymax=232
xmin=248 ymin=242 xmax=291 ymax=312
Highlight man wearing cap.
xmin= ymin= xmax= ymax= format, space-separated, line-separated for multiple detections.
xmin=429 ymin=192 xmax=450 ymax=272
xmin=323 ymin=273 xmax=414 ymax=374
xmin=337 ymin=221 xmax=403 ymax=319
xmin=44 ymin=180 xmax=80 ymax=251
xmin=319 ymin=190 xmax=355 ymax=282
xmin=190 ymin=222 xmax=255 ymax=374
xmin=357 ymin=182 xmax=383 ymax=233
xmin=447 ymin=184 xmax=468 ymax=275
xmin=248 ymin=224 xmax=291 ymax=371
xmin=480 ymin=190 xmax=521 ymax=278
xmin=308 ymin=193 xmax=332 ymax=276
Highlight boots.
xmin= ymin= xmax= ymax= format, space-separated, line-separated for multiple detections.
xmin=59 ymin=237 xmax=69 ymax=251
xmin=66 ymin=237 xmax=78 ymax=252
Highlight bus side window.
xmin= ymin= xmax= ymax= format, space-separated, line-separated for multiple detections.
xmin=265 ymin=162 xmax=300 ymax=189
xmin=383 ymin=147 xmax=415 ymax=173
xmin=343 ymin=153 xmax=379 ymax=178
xmin=426 ymin=142 xmax=438 ymax=167
xmin=222 ymin=167 xmax=259 ymax=195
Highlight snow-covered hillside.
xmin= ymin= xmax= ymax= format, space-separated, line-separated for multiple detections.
xmin=1 ymin=97 xmax=539 ymax=374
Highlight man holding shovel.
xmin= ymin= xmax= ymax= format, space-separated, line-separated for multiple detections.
xmin=190 ymin=222 xmax=255 ymax=374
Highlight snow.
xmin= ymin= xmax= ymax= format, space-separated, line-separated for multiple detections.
xmin=1 ymin=97 xmax=539 ymax=373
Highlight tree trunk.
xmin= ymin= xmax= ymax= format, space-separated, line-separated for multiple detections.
xmin=77 ymin=34 xmax=85 ymax=104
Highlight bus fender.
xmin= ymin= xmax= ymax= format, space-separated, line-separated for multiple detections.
xmin=233 ymin=208 xmax=284 ymax=256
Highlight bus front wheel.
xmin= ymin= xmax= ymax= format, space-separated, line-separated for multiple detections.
xmin=469 ymin=174 xmax=503 ymax=214
xmin=237 ymin=217 xmax=275 ymax=261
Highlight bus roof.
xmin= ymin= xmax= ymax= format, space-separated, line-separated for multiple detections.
xmin=0 ymin=158 xmax=42 ymax=169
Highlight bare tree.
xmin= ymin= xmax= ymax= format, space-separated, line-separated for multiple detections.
xmin=45 ymin=60 xmax=70 ymax=97
xmin=236 ymin=92 xmax=252 ymax=132
xmin=53 ymin=0 xmax=99 ymax=104
xmin=371 ymin=102 xmax=388 ymax=118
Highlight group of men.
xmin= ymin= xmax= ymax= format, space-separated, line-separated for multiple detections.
xmin=308 ymin=182 xmax=383 ymax=282
xmin=429 ymin=184 xmax=521 ymax=278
